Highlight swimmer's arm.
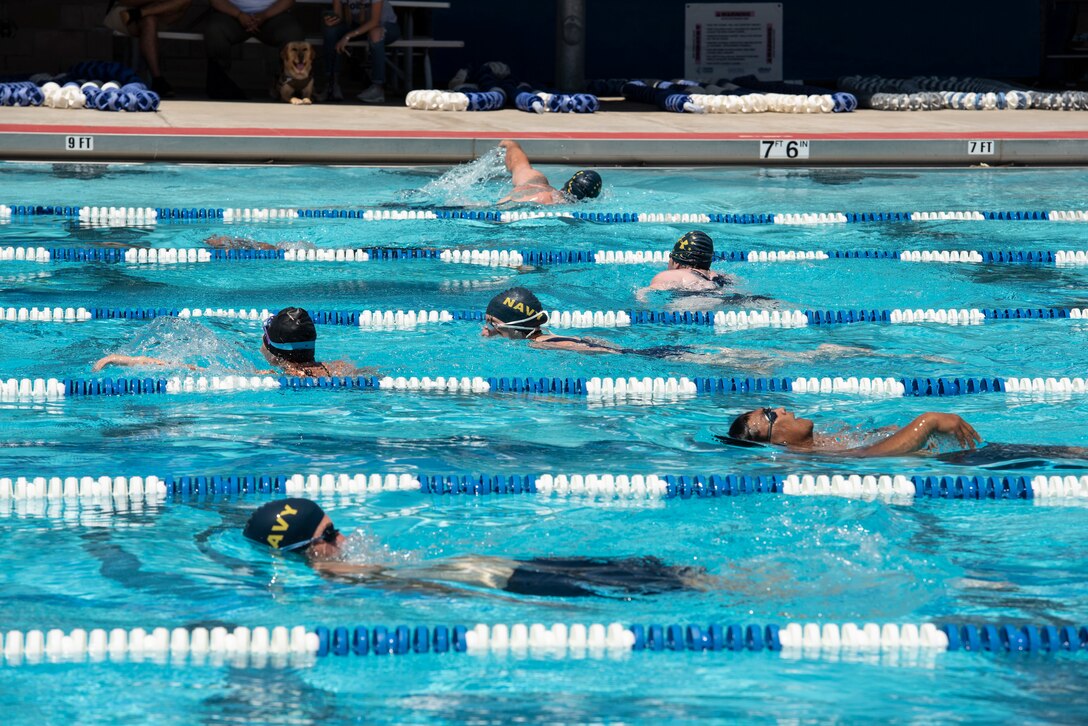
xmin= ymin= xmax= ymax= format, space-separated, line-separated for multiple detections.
xmin=499 ymin=139 xmax=550 ymax=188
xmin=312 ymin=560 xmax=526 ymax=601
xmin=529 ymin=336 xmax=622 ymax=354
xmin=203 ymin=235 xmax=281 ymax=251
xmin=92 ymin=354 xmax=199 ymax=372
xmin=846 ymin=413 xmax=981 ymax=457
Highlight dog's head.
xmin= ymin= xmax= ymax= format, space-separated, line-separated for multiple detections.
xmin=281 ymin=42 xmax=314 ymax=81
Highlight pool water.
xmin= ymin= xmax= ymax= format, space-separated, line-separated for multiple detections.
xmin=2 ymin=161 xmax=1088 ymax=723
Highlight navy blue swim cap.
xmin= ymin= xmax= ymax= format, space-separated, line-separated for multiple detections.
xmin=670 ymin=230 xmax=714 ymax=269
xmin=263 ymin=307 xmax=316 ymax=363
xmin=243 ymin=498 xmax=326 ymax=552
xmin=486 ymin=287 xmax=549 ymax=330
xmin=563 ymin=170 xmax=602 ymax=200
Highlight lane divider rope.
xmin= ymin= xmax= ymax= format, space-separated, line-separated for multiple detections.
xmin=5 ymin=205 xmax=1088 ymax=226
xmin=7 ymin=306 xmax=1088 ymax=328
xmin=7 ymin=375 xmax=1088 ymax=401
xmin=3 ymin=471 xmax=1086 ymax=502
xmin=3 ymin=621 xmax=1085 ymax=664
xmin=11 ymin=247 xmax=1088 ymax=267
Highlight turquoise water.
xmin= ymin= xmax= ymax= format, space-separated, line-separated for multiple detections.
xmin=2 ymin=162 xmax=1088 ymax=723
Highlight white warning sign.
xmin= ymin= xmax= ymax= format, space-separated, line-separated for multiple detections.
xmin=685 ymin=4 xmax=782 ymax=82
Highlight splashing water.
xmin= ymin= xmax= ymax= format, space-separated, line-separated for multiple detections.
xmin=335 ymin=529 xmax=417 ymax=566
xmin=408 ymin=146 xmax=508 ymax=206
xmin=108 ymin=316 xmax=252 ymax=373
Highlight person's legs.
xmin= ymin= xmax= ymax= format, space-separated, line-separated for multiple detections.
xmin=254 ymin=12 xmax=305 ymax=48
xmin=205 ymin=11 xmax=247 ymax=98
xmin=138 ymin=15 xmax=163 ymax=79
xmin=321 ymin=21 xmax=350 ymax=100
xmin=205 ymin=11 xmax=246 ymax=71
xmin=357 ymin=22 xmax=399 ymax=103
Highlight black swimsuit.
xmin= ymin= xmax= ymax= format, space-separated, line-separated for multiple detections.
xmin=502 ymin=556 xmax=702 ymax=597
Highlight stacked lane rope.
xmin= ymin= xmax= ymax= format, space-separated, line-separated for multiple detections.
xmin=621 ymin=78 xmax=856 ymax=114
xmin=838 ymin=75 xmax=1088 ymax=111
xmin=407 ymin=61 xmax=599 ymax=113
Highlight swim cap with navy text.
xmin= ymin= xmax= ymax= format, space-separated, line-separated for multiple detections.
xmin=486 ymin=287 xmax=549 ymax=330
xmin=243 ymin=498 xmax=326 ymax=551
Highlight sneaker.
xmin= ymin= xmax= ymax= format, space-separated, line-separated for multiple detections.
xmin=329 ymin=78 xmax=343 ymax=101
xmin=357 ymin=84 xmax=385 ymax=104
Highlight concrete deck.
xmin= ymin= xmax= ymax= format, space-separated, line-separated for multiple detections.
xmin=1 ymin=100 xmax=1087 ymax=165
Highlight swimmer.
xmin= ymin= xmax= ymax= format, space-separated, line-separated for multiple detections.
xmin=497 ymin=139 xmax=602 ymax=205
xmin=481 ymin=286 xmax=632 ymax=354
xmin=718 ymin=407 xmax=982 ymax=458
xmin=481 ymin=287 xmax=950 ymax=370
xmin=204 ymin=235 xmax=314 ymax=251
xmin=646 ymin=231 xmax=733 ymax=292
xmin=93 ymin=307 xmax=363 ymax=377
xmin=243 ymin=498 xmax=715 ymax=597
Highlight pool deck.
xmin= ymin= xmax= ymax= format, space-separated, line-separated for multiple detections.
xmin=1 ymin=100 xmax=1087 ymax=165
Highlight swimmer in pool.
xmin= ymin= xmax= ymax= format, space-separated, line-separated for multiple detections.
xmin=93 ymin=307 xmax=362 ymax=377
xmin=646 ymin=230 xmax=733 ymax=292
xmin=718 ymin=407 xmax=982 ymax=457
xmin=243 ymin=498 xmax=714 ymax=597
xmin=497 ymin=139 xmax=602 ymax=205
xmin=203 ymin=235 xmax=315 ymax=251
xmin=481 ymin=286 xmax=950 ymax=370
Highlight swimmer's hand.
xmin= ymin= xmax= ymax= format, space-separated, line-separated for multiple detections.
xmin=929 ymin=413 xmax=982 ymax=449
xmin=92 ymin=354 xmax=192 ymax=372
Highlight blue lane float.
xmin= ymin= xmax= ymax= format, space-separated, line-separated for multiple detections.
xmin=2 ymin=621 xmax=1084 ymax=664
xmin=8 ymin=468 xmax=1088 ymax=502
xmin=9 ymin=303 xmax=1088 ymax=331
xmin=0 ymin=82 xmax=44 ymax=107
xmin=7 ymin=373 xmax=1086 ymax=403
xmin=7 ymin=205 xmax=1088 ymax=226
xmin=15 ymin=246 xmax=1088 ymax=267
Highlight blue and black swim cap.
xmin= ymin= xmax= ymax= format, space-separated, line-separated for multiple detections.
xmin=486 ymin=287 xmax=549 ymax=331
xmin=243 ymin=498 xmax=326 ymax=552
xmin=669 ymin=230 xmax=714 ymax=269
xmin=562 ymin=170 xmax=602 ymax=200
xmin=263 ymin=307 xmax=317 ymax=363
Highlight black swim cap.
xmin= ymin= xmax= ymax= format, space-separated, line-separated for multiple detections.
xmin=562 ymin=170 xmax=602 ymax=200
xmin=243 ymin=498 xmax=326 ymax=552
xmin=263 ymin=307 xmax=317 ymax=363
xmin=486 ymin=287 xmax=549 ymax=331
xmin=670 ymin=230 xmax=714 ymax=269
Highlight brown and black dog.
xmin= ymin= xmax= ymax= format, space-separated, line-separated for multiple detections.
xmin=275 ymin=41 xmax=315 ymax=105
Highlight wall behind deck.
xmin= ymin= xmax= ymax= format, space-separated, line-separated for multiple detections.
xmin=432 ymin=0 xmax=1039 ymax=86
xmin=0 ymin=0 xmax=1040 ymax=91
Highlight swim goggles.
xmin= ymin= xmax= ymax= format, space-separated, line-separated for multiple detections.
xmin=487 ymin=311 xmax=549 ymax=332
xmin=714 ymin=408 xmax=778 ymax=448
xmin=282 ymin=522 xmax=341 ymax=552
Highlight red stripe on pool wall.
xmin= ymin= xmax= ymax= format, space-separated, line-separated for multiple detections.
xmin=2 ymin=125 xmax=1088 ymax=141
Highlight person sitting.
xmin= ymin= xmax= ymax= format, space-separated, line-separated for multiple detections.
xmin=243 ymin=497 xmax=715 ymax=597
xmin=719 ymin=407 xmax=982 ymax=457
xmin=497 ymin=140 xmax=602 ymax=205
xmin=206 ymin=0 xmax=305 ymax=99
xmin=647 ymin=230 xmax=732 ymax=292
xmin=104 ymin=0 xmax=193 ymax=96
xmin=92 ymin=307 xmax=362 ymax=377
xmin=323 ymin=0 xmax=400 ymax=103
